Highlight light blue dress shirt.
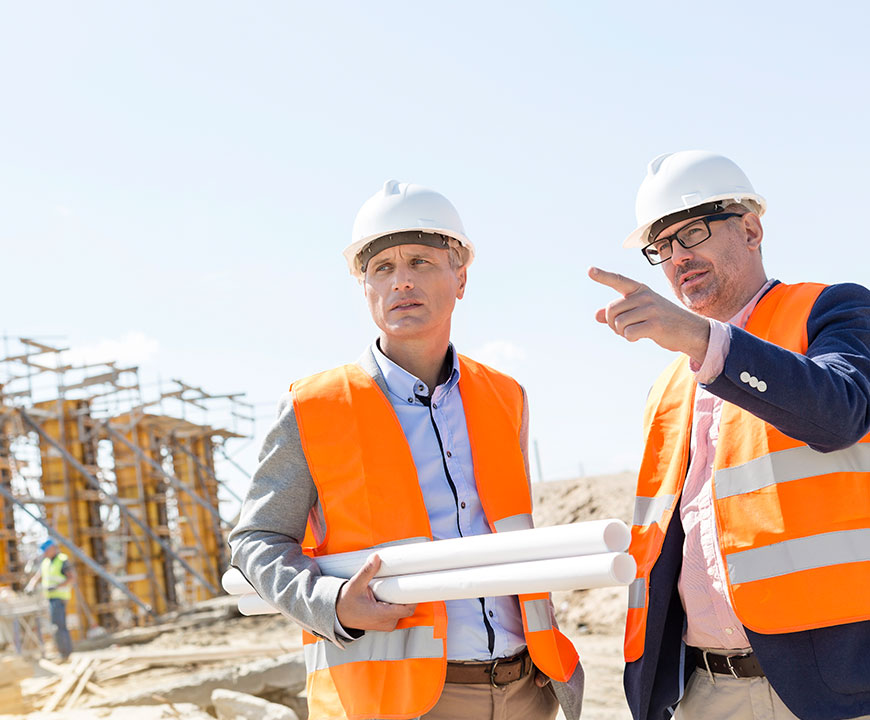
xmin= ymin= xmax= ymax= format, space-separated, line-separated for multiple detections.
xmin=371 ymin=340 xmax=526 ymax=661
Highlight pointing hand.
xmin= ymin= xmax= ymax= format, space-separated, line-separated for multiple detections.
xmin=588 ymin=266 xmax=711 ymax=363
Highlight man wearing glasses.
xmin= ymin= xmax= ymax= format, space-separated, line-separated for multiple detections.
xmin=590 ymin=150 xmax=870 ymax=720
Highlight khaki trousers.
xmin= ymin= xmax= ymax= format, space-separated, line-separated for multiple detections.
xmin=676 ymin=667 xmax=870 ymax=720
xmin=421 ymin=672 xmax=559 ymax=720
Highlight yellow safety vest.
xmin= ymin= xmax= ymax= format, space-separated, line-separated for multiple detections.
xmin=41 ymin=553 xmax=72 ymax=601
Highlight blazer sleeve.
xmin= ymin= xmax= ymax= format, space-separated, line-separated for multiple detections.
xmin=703 ymin=282 xmax=870 ymax=451
xmin=227 ymin=391 xmax=349 ymax=645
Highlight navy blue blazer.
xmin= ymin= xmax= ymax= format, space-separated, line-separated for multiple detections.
xmin=624 ymin=281 xmax=870 ymax=720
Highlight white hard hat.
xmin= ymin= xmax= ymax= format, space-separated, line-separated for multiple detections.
xmin=624 ymin=150 xmax=767 ymax=249
xmin=343 ymin=180 xmax=475 ymax=277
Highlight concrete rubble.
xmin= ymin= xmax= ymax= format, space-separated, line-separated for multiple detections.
xmin=90 ymin=651 xmax=306 ymax=709
xmin=0 ymin=704 xmax=214 ymax=720
xmin=212 ymin=688 xmax=300 ymax=720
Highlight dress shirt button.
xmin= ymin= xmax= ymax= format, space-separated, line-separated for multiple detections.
xmin=417 ymin=384 xmax=424 ymax=393
xmin=749 ymin=376 xmax=759 ymax=388
xmin=407 ymin=397 xmax=414 ymax=404
xmin=432 ymin=402 xmax=437 ymax=409
xmin=460 ymin=501 xmax=466 ymax=509
xmin=757 ymin=380 xmax=767 ymax=392
xmin=740 ymin=371 xmax=751 ymax=384
xmin=446 ymin=450 xmax=452 ymax=458
xmin=488 ymin=610 xmax=494 ymax=618
xmin=725 ymin=627 xmax=734 ymax=635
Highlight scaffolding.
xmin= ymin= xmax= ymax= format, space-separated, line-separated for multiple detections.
xmin=0 ymin=336 xmax=253 ymax=639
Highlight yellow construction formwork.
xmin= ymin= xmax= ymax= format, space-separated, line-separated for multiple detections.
xmin=110 ymin=413 xmax=173 ymax=620
xmin=170 ymin=433 xmax=225 ymax=604
xmin=32 ymin=399 xmax=111 ymax=637
xmin=0 ymin=414 xmax=21 ymax=588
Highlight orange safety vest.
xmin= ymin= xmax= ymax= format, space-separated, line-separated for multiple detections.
xmin=292 ymin=355 xmax=578 ymax=720
xmin=625 ymin=282 xmax=870 ymax=662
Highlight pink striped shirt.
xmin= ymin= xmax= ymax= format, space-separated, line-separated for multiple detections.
xmin=678 ymin=280 xmax=773 ymax=650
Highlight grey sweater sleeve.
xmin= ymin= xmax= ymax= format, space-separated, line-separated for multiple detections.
xmin=227 ymin=392 xmax=348 ymax=645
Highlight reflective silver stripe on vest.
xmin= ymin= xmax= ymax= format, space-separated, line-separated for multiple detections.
xmin=726 ymin=528 xmax=870 ymax=584
xmin=304 ymin=625 xmax=443 ymax=672
xmin=628 ymin=578 xmax=646 ymax=609
xmin=715 ymin=443 xmax=870 ymax=499
xmin=523 ymin=598 xmax=552 ymax=632
xmin=633 ymin=495 xmax=674 ymax=527
xmin=493 ymin=514 xmax=534 ymax=533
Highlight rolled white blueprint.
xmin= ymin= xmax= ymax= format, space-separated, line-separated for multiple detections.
xmin=369 ymin=552 xmax=636 ymax=604
xmin=315 ymin=519 xmax=630 ymax=579
xmin=222 ymin=567 xmax=255 ymax=596
xmin=238 ymin=592 xmax=280 ymax=616
xmin=230 ymin=552 xmax=636 ymax=614
xmin=222 ymin=521 xmax=636 ymax=616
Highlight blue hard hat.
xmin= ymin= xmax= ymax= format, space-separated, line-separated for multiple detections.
xmin=39 ymin=539 xmax=56 ymax=552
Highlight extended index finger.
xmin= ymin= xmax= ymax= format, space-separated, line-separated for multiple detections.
xmin=588 ymin=266 xmax=644 ymax=296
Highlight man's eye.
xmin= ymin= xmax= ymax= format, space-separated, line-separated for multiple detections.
xmin=411 ymin=258 xmax=428 ymax=265
xmin=375 ymin=263 xmax=391 ymax=272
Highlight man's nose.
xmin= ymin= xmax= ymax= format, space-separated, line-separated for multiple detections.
xmin=669 ymin=239 xmax=694 ymax=265
xmin=392 ymin=264 xmax=414 ymax=290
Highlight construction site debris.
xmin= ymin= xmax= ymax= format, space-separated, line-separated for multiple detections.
xmin=212 ymin=688 xmax=300 ymax=720
xmin=0 ymin=703 xmax=215 ymax=720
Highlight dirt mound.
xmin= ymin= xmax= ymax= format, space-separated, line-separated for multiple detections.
xmin=532 ymin=472 xmax=636 ymax=635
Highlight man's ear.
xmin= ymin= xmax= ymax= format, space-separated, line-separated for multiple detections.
xmin=743 ymin=212 xmax=763 ymax=250
xmin=456 ymin=267 xmax=468 ymax=299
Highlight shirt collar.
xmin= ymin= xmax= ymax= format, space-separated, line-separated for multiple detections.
xmin=371 ymin=340 xmax=461 ymax=403
xmin=731 ymin=279 xmax=777 ymax=330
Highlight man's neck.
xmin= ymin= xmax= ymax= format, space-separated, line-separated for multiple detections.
xmin=378 ymin=335 xmax=451 ymax=392
xmin=707 ymin=272 xmax=770 ymax=322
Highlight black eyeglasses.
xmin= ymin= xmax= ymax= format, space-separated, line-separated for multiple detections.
xmin=642 ymin=212 xmax=745 ymax=265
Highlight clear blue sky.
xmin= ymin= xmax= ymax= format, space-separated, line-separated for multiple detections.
xmin=2 ymin=3 xmax=869 ymax=501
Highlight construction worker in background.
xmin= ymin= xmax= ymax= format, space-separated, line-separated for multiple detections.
xmin=229 ymin=180 xmax=584 ymax=720
xmin=590 ymin=150 xmax=870 ymax=720
xmin=39 ymin=539 xmax=74 ymax=660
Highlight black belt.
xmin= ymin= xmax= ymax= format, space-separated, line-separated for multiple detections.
xmin=693 ymin=648 xmax=765 ymax=678
xmin=445 ymin=648 xmax=532 ymax=687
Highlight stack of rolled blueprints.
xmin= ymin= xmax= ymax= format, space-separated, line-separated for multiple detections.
xmin=222 ymin=519 xmax=636 ymax=616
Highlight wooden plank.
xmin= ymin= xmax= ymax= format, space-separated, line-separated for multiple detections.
xmin=94 ymin=662 xmax=150 ymax=682
xmin=41 ymin=657 xmax=91 ymax=712
xmin=110 ymin=645 xmax=290 ymax=665
xmin=62 ymin=663 xmax=96 ymax=709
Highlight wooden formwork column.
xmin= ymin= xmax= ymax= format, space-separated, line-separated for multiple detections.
xmin=169 ymin=434 xmax=223 ymax=604
xmin=110 ymin=414 xmax=174 ymax=620
xmin=33 ymin=399 xmax=111 ymax=636
xmin=0 ymin=415 xmax=22 ymax=589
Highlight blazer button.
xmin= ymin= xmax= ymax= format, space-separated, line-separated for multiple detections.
xmin=757 ymin=381 xmax=767 ymax=392
xmin=740 ymin=371 xmax=751 ymax=383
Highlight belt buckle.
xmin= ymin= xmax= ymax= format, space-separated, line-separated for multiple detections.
xmin=489 ymin=657 xmax=504 ymax=688
xmin=724 ymin=654 xmax=741 ymax=679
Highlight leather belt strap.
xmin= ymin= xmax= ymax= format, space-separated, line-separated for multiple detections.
xmin=445 ymin=648 xmax=532 ymax=687
xmin=693 ymin=648 xmax=765 ymax=678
